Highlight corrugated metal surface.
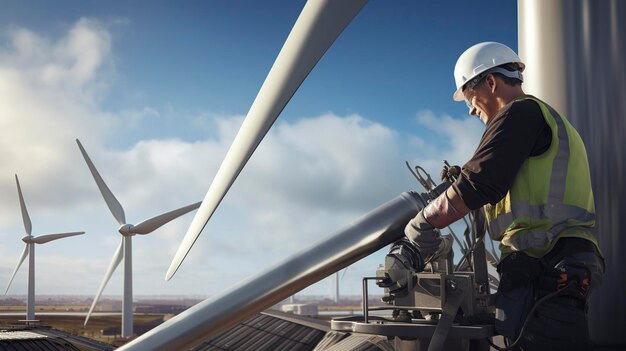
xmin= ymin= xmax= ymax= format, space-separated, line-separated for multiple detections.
xmin=313 ymin=333 xmax=394 ymax=351
xmin=0 ymin=331 xmax=47 ymax=340
xmin=0 ymin=340 xmax=79 ymax=351
xmin=35 ymin=327 xmax=115 ymax=351
xmin=0 ymin=326 xmax=114 ymax=351
xmin=191 ymin=311 xmax=397 ymax=351
xmin=191 ymin=311 xmax=328 ymax=351
xmin=0 ymin=330 xmax=79 ymax=351
xmin=192 ymin=311 xmax=394 ymax=351
xmin=313 ymin=331 xmax=350 ymax=351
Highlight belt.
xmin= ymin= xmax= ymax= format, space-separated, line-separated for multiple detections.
xmin=541 ymin=237 xmax=596 ymax=268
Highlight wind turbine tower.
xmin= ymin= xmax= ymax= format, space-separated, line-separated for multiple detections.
xmin=334 ymin=272 xmax=339 ymax=304
xmin=4 ymin=175 xmax=84 ymax=321
xmin=76 ymin=139 xmax=201 ymax=337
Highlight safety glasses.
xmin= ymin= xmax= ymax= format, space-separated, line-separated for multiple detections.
xmin=462 ymin=73 xmax=486 ymax=109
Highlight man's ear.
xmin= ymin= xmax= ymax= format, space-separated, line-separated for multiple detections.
xmin=487 ymin=74 xmax=497 ymax=93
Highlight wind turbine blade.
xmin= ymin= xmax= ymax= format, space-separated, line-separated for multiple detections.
xmin=5 ymin=245 xmax=29 ymax=294
xmin=132 ymin=202 xmax=201 ymax=235
xmin=76 ymin=139 xmax=126 ymax=225
xmin=166 ymin=0 xmax=368 ymax=281
xmin=32 ymin=231 xmax=85 ymax=244
xmin=14 ymin=175 xmax=32 ymax=235
xmin=84 ymin=240 xmax=123 ymax=326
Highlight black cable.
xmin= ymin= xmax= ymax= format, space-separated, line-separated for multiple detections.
xmin=486 ymin=281 xmax=576 ymax=351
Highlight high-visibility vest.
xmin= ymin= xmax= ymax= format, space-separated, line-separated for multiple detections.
xmin=484 ymin=95 xmax=599 ymax=258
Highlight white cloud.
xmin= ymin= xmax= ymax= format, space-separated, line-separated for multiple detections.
xmin=2 ymin=18 xmax=112 ymax=95
xmin=242 ymin=114 xmax=407 ymax=210
xmin=0 ymin=18 xmax=116 ymax=227
xmin=409 ymin=110 xmax=484 ymax=176
xmin=119 ymin=107 xmax=161 ymax=128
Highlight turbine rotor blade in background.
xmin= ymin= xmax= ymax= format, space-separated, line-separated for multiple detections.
xmin=132 ymin=202 xmax=201 ymax=235
xmin=76 ymin=139 xmax=126 ymax=225
xmin=4 ymin=245 xmax=29 ymax=294
xmin=84 ymin=240 xmax=124 ymax=326
xmin=31 ymin=232 xmax=85 ymax=244
xmin=166 ymin=0 xmax=368 ymax=281
xmin=15 ymin=175 xmax=32 ymax=235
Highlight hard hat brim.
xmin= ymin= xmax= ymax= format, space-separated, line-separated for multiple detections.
xmin=453 ymin=88 xmax=464 ymax=101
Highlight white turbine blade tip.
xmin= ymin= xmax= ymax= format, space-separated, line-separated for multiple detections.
xmin=165 ymin=244 xmax=191 ymax=281
xmin=165 ymin=251 xmax=186 ymax=281
xmin=86 ymin=241 xmax=123 ymax=325
xmin=5 ymin=245 xmax=29 ymax=294
xmin=165 ymin=209 xmax=209 ymax=281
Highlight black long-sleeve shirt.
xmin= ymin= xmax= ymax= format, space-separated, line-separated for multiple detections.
xmin=452 ymin=97 xmax=552 ymax=210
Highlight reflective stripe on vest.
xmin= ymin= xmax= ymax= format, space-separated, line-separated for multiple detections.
xmin=485 ymin=97 xmax=595 ymax=254
xmin=489 ymin=201 xmax=596 ymax=249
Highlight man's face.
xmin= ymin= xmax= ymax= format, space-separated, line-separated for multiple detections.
xmin=463 ymin=75 xmax=499 ymax=124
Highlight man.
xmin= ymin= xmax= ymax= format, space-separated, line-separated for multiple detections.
xmin=403 ymin=42 xmax=604 ymax=350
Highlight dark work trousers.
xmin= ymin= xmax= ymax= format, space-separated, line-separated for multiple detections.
xmin=495 ymin=249 xmax=604 ymax=351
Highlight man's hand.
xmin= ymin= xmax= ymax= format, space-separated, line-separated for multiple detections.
xmin=404 ymin=209 xmax=441 ymax=260
xmin=440 ymin=164 xmax=461 ymax=182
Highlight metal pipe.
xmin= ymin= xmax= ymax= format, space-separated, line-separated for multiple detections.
xmin=362 ymin=278 xmax=369 ymax=323
xmin=361 ymin=277 xmax=379 ymax=324
xmin=119 ymin=192 xmax=424 ymax=350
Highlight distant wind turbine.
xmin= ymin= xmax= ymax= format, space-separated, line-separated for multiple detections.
xmin=332 ymin=267 xmax=348 ymax=304
xmin=335 ymin=269 xmax=343 ymax=304
xmin=4 ymin=174 xmax=85 ymax=321
xmin=76 ymin=139 xmax=201 ymax=338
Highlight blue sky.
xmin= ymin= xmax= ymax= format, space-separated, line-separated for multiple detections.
xmin=0 ymin=1 xmax=516 ymax=299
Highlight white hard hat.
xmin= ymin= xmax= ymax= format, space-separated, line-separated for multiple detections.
xmin=453 ymin=42 xmax=525 ymax=101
